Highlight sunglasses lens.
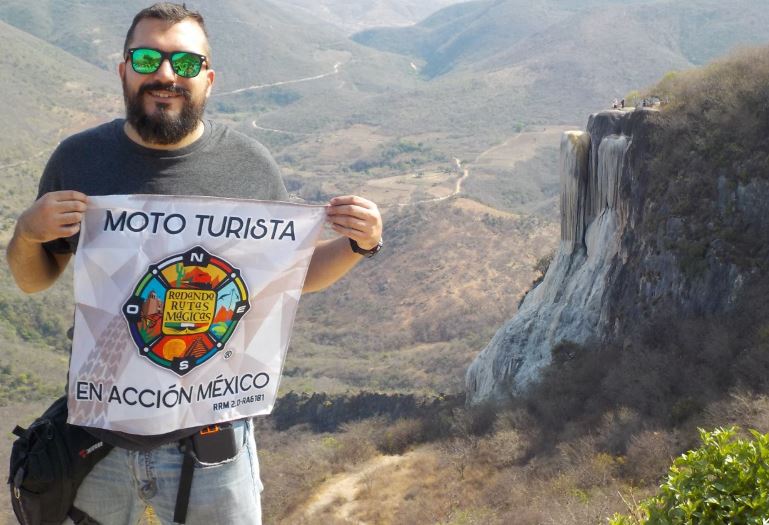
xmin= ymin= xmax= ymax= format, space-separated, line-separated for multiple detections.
xmin=131 ymin=48 xmax=162 ymax=74
xmin=129 ymin=48 xmax=204 ymax=77
xmin=171 ymin=52 xmax=202 ymax=78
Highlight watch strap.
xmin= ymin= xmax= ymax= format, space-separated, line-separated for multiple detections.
xmin=349 ymin=238 xmax=383 ymax=258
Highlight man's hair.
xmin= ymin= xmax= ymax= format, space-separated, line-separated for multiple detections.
xmin=123 ymin=2 xmax=209 ymax=56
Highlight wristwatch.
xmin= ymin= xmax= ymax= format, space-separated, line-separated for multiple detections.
xmin=349 ymin=238 xmax=383 ymax=258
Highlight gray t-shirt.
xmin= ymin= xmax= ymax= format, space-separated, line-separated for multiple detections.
xmin=37 ymin=119 xmax=288 ymax=450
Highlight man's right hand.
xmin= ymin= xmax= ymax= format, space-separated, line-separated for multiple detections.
xmin=16 ymin=190 xmax=88 ymax=243
xmin=7 ymin=190 xmax=88 ymax=293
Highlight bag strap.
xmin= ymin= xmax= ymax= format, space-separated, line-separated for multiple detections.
xmin=12 ymin=425 xmax=26 ymax=438
xmin=173 ymin=439 xmax=195 ymax=524
xmin=68 ymin=505 xmax=100 ymax=525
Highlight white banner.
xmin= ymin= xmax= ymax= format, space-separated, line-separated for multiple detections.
xmin=68 ymin=195 xmax=324 ymax=435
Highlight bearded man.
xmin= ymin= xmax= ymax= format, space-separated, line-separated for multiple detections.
xmin=6 ymin=3 xmax=383 ymax=524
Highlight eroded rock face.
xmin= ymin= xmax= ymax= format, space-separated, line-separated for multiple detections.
xmin=465 ymin=108 xmax=763 ymax=403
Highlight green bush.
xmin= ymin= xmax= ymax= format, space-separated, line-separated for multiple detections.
xmin=609 ymin=427 xmax=769 ymax=524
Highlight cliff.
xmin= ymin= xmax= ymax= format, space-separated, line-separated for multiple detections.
xmin=467 ymin=66 xmax=769 ymax=403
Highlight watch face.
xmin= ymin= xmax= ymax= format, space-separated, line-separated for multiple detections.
xmin=365 ymin=239 xmax=383 ymax=257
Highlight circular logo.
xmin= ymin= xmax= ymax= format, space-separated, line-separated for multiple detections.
xmin=122 ymin=246 xmax=250 ymax=375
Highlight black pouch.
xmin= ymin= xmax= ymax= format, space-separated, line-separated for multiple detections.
xmin=191 ymin=423 xmax=238 ymax=463
xmin=8 ymin=396 xmax=113 ymax=525
xmin=174 ymin=423 xmax=240 ymax=524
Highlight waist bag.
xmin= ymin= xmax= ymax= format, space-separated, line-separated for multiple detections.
xmin=8 ymin=395 xmax=113 ymax=525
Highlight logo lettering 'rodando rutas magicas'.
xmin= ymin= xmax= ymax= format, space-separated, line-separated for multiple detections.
xmin=123 ymin=246 xmax=250 ymax=376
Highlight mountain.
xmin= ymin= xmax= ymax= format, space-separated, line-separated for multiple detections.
xmin=309 ymin=0 xmax=769 ymax=148
xmin=352 ymin=0 xmax=658 ymax=78
xmin=0 ymin=0 xmax=411 ymax=92
xmin=271 ymin=0 xmax=464 ymax=34
xmin=6 ymin=0 xmax=767 ymax=153
xmin=354 ymin=0 xmax=769 ymax=78
xmin=213 ymin=305 xmax=234 ymax=324
xmin=467 ymin=45 xmax=769 ymax=402
xmin=353 ymin=0 xmax=574 ymax=78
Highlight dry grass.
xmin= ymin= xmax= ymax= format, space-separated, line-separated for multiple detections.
xmin=258 ymin=391 xmax=769 ymax=525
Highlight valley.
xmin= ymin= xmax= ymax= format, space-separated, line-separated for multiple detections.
xmin=1 ymin=0 xmax=769 ymax=522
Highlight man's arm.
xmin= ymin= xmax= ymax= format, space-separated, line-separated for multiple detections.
xmin=303 ymin=195 xmax=382 ymax=293
xmin=6 ymin=191 xmax=88 ymax=293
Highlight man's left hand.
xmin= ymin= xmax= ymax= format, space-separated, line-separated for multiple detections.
xmin=325 ymin=195 xmax=382 ymax=250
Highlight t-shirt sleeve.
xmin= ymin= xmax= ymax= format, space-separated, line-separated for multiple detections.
xmin=36 ymin=144 xmax=79 ymax=254
xmin=36 ymin=144 xmax=64 ymax=198
xmin=254 ymin=141 xmax=289 ymax=201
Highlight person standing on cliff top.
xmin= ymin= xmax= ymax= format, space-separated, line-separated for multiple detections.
xmin=5 ymin=3 xmax=383 ymax=523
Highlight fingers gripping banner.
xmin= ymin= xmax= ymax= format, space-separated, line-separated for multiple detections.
xmin=69 ymin=195 xmax=325 ymax=435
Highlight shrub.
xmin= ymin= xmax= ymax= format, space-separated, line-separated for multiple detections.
xmin=329 ymin=420 xmax=378 ymax=469
xmin=702 ymin=393 xmax=769 ymax=436
xmin=439 ymin=436 xmax=479 ymax=480
xmin=598 ymin=407 xmax=644 ymax=455
xmin=475 ymin=429 xmax=528 ymax=468
xmin=452 ymin=402 xmax=498 ymax=438
xmin=375 ymin=418 xmax=423 ymax=454
xmin=609 ymin=427 xmax=769 ymax=524
xmin=621 ymin=429 xmax=678 ymax=485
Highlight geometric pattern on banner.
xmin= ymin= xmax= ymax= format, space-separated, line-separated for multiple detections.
xmin=122 ymin=245 xmax=250 ymax=376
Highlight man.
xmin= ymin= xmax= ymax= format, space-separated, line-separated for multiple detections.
xmin=6 ymin=3 xmax=382 ymax=524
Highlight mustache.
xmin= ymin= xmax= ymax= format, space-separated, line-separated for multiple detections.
xmin=138 ymin=82 xmax=191 ymax=98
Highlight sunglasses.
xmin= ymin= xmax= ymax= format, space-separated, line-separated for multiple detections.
xmin=126 ymin=47 xmax=208 ymax=78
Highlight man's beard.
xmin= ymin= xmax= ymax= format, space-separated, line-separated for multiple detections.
xmin=123 ymin=80 xmax=206 ymax=145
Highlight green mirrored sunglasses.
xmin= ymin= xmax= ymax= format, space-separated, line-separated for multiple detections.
xmin=127 ymin=47 xmax=208 ymax=78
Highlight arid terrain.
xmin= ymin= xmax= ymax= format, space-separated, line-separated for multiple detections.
xmin=2 ymin=1 xmax=769 ymax=523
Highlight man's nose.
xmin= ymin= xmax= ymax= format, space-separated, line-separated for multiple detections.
xmin=153 ymin=57 xmax=177 ymax=81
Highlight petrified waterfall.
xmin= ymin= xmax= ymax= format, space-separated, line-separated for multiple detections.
xmin=560 ymin=131 xmax=590 ymax=251
xmin=466 ymin=111 xmax=632 ymax=403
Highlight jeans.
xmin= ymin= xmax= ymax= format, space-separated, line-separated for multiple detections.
xmin=67 ymin=419 xmax=263 ymax=525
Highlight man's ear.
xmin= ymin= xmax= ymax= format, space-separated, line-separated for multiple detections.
xmin=118 ymin=60 xmax=126 ymax=82
xmin=204 ymin=68 xmax=215 ymax=98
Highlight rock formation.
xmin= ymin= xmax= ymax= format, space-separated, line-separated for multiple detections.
xmin=466 ymin=108 xmax=768 ymax=403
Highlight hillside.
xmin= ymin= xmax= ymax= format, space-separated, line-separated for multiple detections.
xmin=256 ymin=392 xmax=769 ymax=524
xmin=0 ymin=20 xmax=119 ymax=161
xmin=354 ymin=0 xmax=769 ymax=77
xmin=5 ymin=0 xmax=768 ymax=158
xmin=0 ymin=20 xmax=120 ymax=237
xmin=0 ymin=0 xmax=414 ymax=93
xmin=272 ymin=0 xmax=463 ymax=34
xmin=346 ymin=0 xmax=769 ymax=135
xmin=256 ymin=45 xmax=769 ymax=525
xmin=353 ymin=0 xmax=576 ymax=78
xmin=286 ymin=198 xmax=557 ymax=394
